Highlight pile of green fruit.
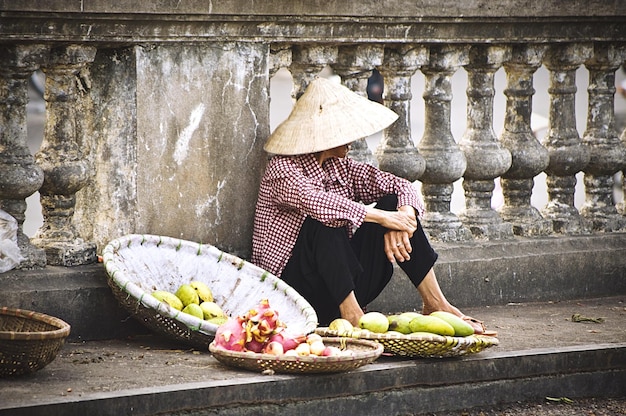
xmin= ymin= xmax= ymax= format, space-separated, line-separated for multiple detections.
xmin=152 ymin=281 xmax=227 ymax=325
xmin=329 ymin=310 xmax=475 ymax=338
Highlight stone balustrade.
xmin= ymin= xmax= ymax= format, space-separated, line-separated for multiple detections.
xmin=0 ymin=2 xmax=625 ymax=268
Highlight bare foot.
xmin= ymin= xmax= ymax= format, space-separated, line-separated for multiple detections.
xmin=421 ymin=302 xmax=484 ymax=334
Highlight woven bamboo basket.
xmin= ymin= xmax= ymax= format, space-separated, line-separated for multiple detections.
xmin=103 ymin=234 xmax=319 ymax=349
xmin=315 ymin=328 xmax=499 ymax=358
xmin=209 ymin=337 xmax=383 ymax=374
xmin=0 ymin=307 xmax=71 ymax=377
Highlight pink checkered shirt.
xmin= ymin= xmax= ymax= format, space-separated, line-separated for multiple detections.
xmin=251 ymin=153 xmax=424 ymax=277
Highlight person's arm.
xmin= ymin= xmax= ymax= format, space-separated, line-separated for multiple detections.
xmin=364 ymin=205 xmax=417 ymax=263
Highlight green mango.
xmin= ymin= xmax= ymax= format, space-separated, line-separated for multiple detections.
xmin=182 ymin=303 xmax=204 ymax=319
xmin=408 ymin=315 xmax=455 ymax=336
xmin=152 ymin=290 xmax=183 ymax=311
xmin=430 ymin=311 xmax=475 ymax=337
xmin=387 ymin=314 xmax=413 ymax=334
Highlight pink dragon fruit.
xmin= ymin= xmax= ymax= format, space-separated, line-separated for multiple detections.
xmin=213 ymin=317 xmax=246 ymax=352
xmin=244 ymin=337 xmax=266 ymax=353
xmin=244 ymin=299 xmax=285 ymax=342
xmin=267 ymin=331 xmax=306 ymax=352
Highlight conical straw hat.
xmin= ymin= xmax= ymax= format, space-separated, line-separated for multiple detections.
xmin=264 ymin=76 xmax=398 ymax=155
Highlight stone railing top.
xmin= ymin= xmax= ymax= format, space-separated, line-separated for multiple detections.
xmin=1 ymin=0 xmax=625 ymax=17
xmin=1 ymin=1 xmax=626 ymax=44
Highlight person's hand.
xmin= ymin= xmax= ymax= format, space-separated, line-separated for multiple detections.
xmin=374 ymin=209 xmax=417 ymax=234
xmin=364 ymin=204 xmax=418 ymax=262
xmin=384 ymin=229 xmax=412 ymax=263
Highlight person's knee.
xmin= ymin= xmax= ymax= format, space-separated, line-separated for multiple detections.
xmin=374 ymin=194 xmax=398 ymax=211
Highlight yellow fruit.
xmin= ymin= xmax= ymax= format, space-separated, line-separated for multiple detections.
xmin=430 ymin=311 xmax=475 ymax=337
xmin=199 ymin=301 xmax=225 ymax=320
xmin=388 ymin=314 xmax=413 ymax=334
xmin=328 ymin=318 xmax=354 ymax=334
xmin=408 ymin=315 xmax=455 ymax=336
xmin=206 ymin=316 xmax=228 ymax=326
xmin=152 ymin=290 xmax=183 ymax=311
xmin=358 ymin=312 xmax=389 ymax=333
xmin=175 ymin=284 xmax=199 ymax=306
xmin=190 ymin=281 xmax=214 ymax=302
xmin=182 ymin=303 xmax=204 ymax=319
xmin=400 ymin=311 xmax=423 ymax=320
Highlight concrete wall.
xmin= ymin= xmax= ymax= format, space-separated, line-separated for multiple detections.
xmin=74 ymin=44 xmax=269 ymax=258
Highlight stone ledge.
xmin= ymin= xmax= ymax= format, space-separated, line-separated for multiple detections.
xmin=370 ymin=233 xmax=626 ymax=312
xmin=0 ymin=342 xmax=623 ymax=416
xmin=1 ymin=234 xmax=624 ymax=341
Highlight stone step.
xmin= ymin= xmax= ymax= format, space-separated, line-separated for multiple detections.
xmin=0 ymin=233 xmax=625 ymax=342
xmin=1 ymin=296 xmax=625 ymax=415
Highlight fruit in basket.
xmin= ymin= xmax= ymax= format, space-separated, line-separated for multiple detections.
xmin=322 ymin=345 xmax=342 ymax=357
xmin=243 ymin=299 xmax=286 ymax=344
xmin=387 ymin=314 xmax=413 ymax=334
xmin=200 ymin=301 xmax=225 ymax=320
xmin=267 ymin=331 xmax=306 ymax=352
xmin=214 ymin=317 xmax=246 ymax=352
xmin=328 ymin=318 xmax=354 ymax=334
xmin=358 ymin=311 xmax=389 ymax=333
xmin=175 ymin=284 xmax=200 ymax=306
xmin=207 ymin=316 xmax=228 ymax=326
xmin=264 ymin=341 xmax=285 ymax=356
xmin=245 ymin=337 xmax=266 ymax=353
xmin=182 ymin=303 xmax=204 ymax=319
xmin=295 ymin=342 xmax=311 ymax=356
xmin=152 ymin=290 xmax=184 ymax=311
xmin=430 ymin=311 xmax=475 ymax=336
xmin=408 ymin=315 xmax=455 ymax=336
xmin=309 ymin=340 xmax=326 ymax=356
xmin=400 ymin=311 xmax=422 ymax=321
xmin=190 ymin=281 xmax=214 ymax=302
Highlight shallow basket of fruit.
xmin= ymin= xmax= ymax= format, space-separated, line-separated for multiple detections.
xmin=210 ymin=336 xmax=383 ymax=374
xmin=0 ymin=307 xmax=71 ymax=377
xmin=315 ymin=312 xmax=499 ymax=359
xmin=102 ymin=234 xmax=318 ymax=349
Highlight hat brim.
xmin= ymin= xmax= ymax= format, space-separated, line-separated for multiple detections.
xmin=264 ymin=76 xmax=398 ymax=156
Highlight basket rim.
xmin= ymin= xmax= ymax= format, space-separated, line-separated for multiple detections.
xmin=316 ymin=327 xmax=499 ymax=345
xmin=209 ymin=337 xmax=384 ymax=364
xmin=0 ymin=307 xmax=71 ymax=341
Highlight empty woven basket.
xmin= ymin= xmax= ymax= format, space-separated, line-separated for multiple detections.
xmin=0 ymin=307 xmax=71 ymax=377
xmin=103 ymin=234 xmax=319 ymax=349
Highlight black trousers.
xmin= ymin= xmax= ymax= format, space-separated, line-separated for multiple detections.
xmin=281 ymin=195 xmax=438 ymax=326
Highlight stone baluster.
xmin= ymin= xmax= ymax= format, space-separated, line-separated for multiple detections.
xmin=459 ymin=45 xmax=513 ymax=239
xmin=417 ymin=45 xmax=472 ymax=241
xmin=289 ymin=45 xmax=338 ymax=99
xmin=498 ymin=45 xmax=552 ymax=236
xmin=541 ymin=44 xmax=593 ymax=234
xmin=31 ymin=45 xmax=97 ymax=266
xmin=332 ymin=44 xmax=385 ymax=166
xmin=0 ymin=45 xmax=48 ymax=268
xmin=581 ymin=44 xmax=626 ymax=231
xmin=375 ymin=45 xmax=428 ymax=181
xmin=269 ymin=44 xmax=292 ymax=78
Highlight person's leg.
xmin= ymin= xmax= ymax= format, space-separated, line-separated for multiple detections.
xmin=416 ymin=268 xmax=488 ymax=334
xmin=281 ymin=217 xmax=363 ymax=326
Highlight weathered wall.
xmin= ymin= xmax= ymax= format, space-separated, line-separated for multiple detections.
xmin=74 ymin=43 xmax=269 ymax=258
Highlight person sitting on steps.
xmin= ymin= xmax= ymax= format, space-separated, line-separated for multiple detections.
xmin=252 ymin=75 xmax=495 ymax=336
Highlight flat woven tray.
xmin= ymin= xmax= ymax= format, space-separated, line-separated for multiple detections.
xmin=209 ymin=337 xmax=383 ymax=374
xmin=103 ymin=234 xmax=318 ymax=349
xmin=0 ymin=307 xmax=71 ymax=377
xmin=315 ymin=328 xmax=499 ymax=358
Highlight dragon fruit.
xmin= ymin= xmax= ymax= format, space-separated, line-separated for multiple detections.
xmin=243 ymin=299 xmax=286 ymax=345
xmin=244 ymin=337 xmax=266 ymax=353
xmin=213 ymin=317 xmax=246 ymax=352
xmin=267 ymin=331 xmax=306 ymax=352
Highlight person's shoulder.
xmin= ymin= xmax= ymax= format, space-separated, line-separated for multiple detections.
xmin=265 ymin=154 xmax=309 ymax=176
